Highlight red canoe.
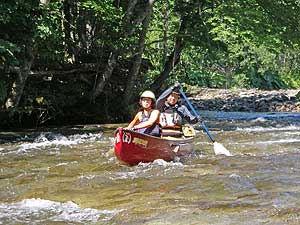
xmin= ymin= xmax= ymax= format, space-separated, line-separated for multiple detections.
xmin=114 ymin=127 xmax=194 ymax=166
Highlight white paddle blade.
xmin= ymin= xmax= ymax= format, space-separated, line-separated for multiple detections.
xmin=213 ymin=142 xmax=232 ymax=156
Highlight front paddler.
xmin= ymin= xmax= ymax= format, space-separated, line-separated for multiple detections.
xmin=126 ymin=90 xmax=161 ymax=137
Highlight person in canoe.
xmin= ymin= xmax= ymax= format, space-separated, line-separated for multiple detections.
xmin=156 ymin=83 xmax=201 ymax=137
xmin=126 ymin=90 xmax=161 ymax=137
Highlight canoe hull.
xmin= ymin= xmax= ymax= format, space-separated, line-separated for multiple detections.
xmin=114 ymin=128 xmax=193 ymax=166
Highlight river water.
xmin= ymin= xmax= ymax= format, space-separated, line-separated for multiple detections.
xmin=0 ymin=112 xmax=300 ymax=225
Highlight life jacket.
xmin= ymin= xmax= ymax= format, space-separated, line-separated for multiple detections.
xmin=136 ymin=110 xmax=161 ymax=137
xmin=160 ymin=104 xmax=183 ymax=137
xmin=160 ymin=104 xmax=183 ymax=127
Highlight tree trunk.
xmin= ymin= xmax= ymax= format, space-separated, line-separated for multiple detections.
xmin=162 ymin=2 xmax=170 ymax=66
xmin=4 ymin=47 xmax=35 ymax=116
xmin=90 ymin=0 xmax=156 ymax=102
xmin=4 ymin=72 xmax=28 ymax=112
xmin=123 ymin=3 xmax=154 ymax=106
xmin=63 ymin=0 xmax=77 ymax=63
xmin=90 ymin=51 xmax=118 ymax=103
xmin=150 ymin=16 xmax=188 ymax=93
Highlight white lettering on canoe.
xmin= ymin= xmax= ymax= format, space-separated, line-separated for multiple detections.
xmin=115 ymin=132 xmax=121 ymax=144
xmin=122 ymin=132 xmax=132 ymax=144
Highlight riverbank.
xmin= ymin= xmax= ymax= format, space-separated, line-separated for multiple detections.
xmin=1 ymin=87 xmax=299 ymax=141
xmin=0 ymin=87 xmax=299 ymax=131
xmin=191 ymin=88 xmax=300 ymax=112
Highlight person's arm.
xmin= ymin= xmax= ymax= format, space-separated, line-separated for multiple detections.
xmin=156 ymin=83 xmax=181 ymax=110
xmin=179 ymin=105 xmax=201 ymax=124
xmin=127 ymin=112 xmax=141 ymax=128
xmin=134 ymin=110 xmax=160 ymax=129
xmin=156 ymin=87 xmax=173 ymax=110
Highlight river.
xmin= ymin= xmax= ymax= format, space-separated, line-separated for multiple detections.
xmin=0 ymin=112 xmax=300 ymax=224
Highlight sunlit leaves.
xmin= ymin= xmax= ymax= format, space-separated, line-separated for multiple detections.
xmin=35 ymin=97 xmax=44 ymax=104
xmin=0 ymin=39 xmax=20 ymax=65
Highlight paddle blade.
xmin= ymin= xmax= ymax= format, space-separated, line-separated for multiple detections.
xmin=213 ymin=142 xmax=232 ymax=156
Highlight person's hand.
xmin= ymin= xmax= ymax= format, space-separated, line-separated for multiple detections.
xmin=173 ymin=82 xmax=181 ymax=89
xmin=172 ymin=82 xmax=181 ymax=94
xmin=192 ymin=115 xmax=203 ymax=124
xmin=196 ymin=115 xmax=203 ymax=123
xmin=125 ymin=127 xmax=136 ymax=131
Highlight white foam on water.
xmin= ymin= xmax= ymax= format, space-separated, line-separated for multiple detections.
xmin=254 ymin=139 xmax=300 ymax=144
xmin=151 ymin=159 xmax=184 ymax=167
xmin=0 ymin=198 xmax=121 ymax=224
xmin=136 ymin=159 xmax=185 ymax=168
xmin=236 ymin=125 xmax=300 ymax=132
xmin=15 ymin=132 xmax=102 ymax=153
xmin=251 ymin=117 xmax=267 ymax=122
xmin=112 ymin=160 xmax=185 ymax=180
xmin=231 ymin=137 xmax=300 ymax=145
xmin=113 ymin=171 xmax=140 ymax=180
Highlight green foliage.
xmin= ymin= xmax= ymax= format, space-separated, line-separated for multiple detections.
xmin=0 ymin=79 xmax=7 ymax=103
xmin=175 ymin=0 xmax=300 ymax=89
xmin=249 ymin=69 xmax=288 ymax=90
xmin=144 ymin=1 xmax=180 ymax=80
xmin=1 ymin=0 xmax=300 ymax=127
xmin=35 ymin=1 xmax=65 ymax=62
xmin=230 ymin=73 xmax=251 ymax=88
xmin=0 ymin=0 xmax=39 ymax=66
xmin=80 ymin=0 xmax=124 ymax=47
xmin=0 ymin=39 xmax=20 ymax=66
xmin=282 ymin=71 xmax=300 ymax=88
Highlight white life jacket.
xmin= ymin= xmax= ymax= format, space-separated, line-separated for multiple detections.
xmin=159 ymin=105 xmax=182 ymax=127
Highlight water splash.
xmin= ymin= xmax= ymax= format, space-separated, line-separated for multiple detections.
xmin=0 ymin=132 xmax=103 ymax=155
xmin=111 ymin=159 xmax=185 ymax=180
xmin=237 ymin=125 xmax=300 ymax=132
xmin=0 ymin=198 xmax=121 ymax=224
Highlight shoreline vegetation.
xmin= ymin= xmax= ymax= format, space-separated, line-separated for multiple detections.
xmin=2 ymin=2 xmax=300 ymax=131
xmin=1 ymin=88 xmax=299 ymax=129
xmin=1 ymin=88 xmax=299 ymax=142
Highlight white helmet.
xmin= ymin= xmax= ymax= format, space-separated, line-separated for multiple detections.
xmin=140 ymin=90 xmax=156 ymax=101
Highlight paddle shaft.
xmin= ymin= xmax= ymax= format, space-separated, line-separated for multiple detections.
xmin=179 ymin=89 xmax=215 ymax=143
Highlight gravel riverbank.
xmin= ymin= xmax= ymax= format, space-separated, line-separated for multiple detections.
xmin=191 ymin=88 xmax=300 ymax=112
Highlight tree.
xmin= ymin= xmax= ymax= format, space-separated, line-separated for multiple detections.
xmin=123 ymin=6 xmax=154 ymax=107
xmin=1 ymin=0 xmax=300 ymax=128
xmin=90 ymin=0 xmax=156 ymax=103
xmin=0 ymin=0 xmax=39 ymax=115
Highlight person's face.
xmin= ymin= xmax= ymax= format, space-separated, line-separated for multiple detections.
xmin=140 ymin=97 xmax=153 ymax=109
xmin=166 ymin=93 xmax=179 ymax=105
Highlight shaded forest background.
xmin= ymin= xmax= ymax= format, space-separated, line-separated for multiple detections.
xmin=1 ymin=0 xmax=300 ymax=129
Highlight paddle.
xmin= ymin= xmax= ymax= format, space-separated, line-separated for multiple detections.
xmin=179 ymin=89 xmax=232 ymax=156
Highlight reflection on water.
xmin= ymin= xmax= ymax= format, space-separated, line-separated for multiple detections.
xmin=0 ymin=112 xmax=300 ymax=224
